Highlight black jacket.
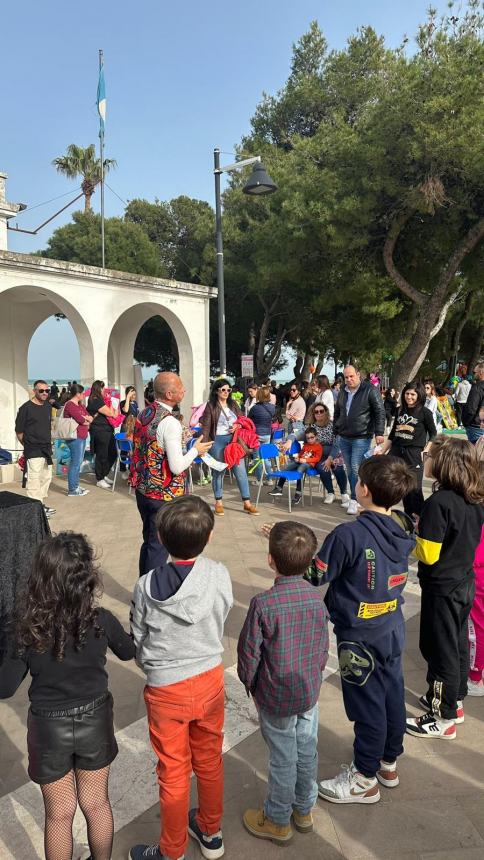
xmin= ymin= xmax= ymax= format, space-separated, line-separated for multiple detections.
xmin=333 ymin=380 xmax=386 ymax=439
xmin=248 ymin=402 xmax=275 ymax=436
xmin=462 ymin=380 xmax=484 ymax=428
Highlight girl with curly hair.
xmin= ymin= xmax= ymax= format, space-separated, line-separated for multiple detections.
xmin=0 ymin=532 xmax=135 ymax=860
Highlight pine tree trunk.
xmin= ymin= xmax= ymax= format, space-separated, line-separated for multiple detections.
xmin=467 ymin=323 xmax=484 ymax=374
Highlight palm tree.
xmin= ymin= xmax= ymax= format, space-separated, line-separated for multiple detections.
xmin=52 ymin=144 xmax=116 ymax=213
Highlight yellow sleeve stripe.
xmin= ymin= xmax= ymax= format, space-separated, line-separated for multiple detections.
xmin=414 ymin=536 xmax=443 ymax=566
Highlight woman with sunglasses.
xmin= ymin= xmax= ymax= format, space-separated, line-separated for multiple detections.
xmin=200 ymin=379 xmax=259 ymax=516
xmin=285 ymin=382 xmax=306 ymax=434
xmin=280 ymin=402 xmax=349 ymax=505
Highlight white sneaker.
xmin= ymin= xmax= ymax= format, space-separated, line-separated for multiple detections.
xmin=97 ymin=479 xmax=111 ymax=489
xmin=103 ymin=476 xmax=114 ymax=485
xmin=340 ymin=493 xmax=350 ymax=507
xmin=376 ymin=759 xmax=399 ymax=788
xmin=120 ymin=471 xmax=129 ymax=480
xmin=324 ymin=493 xmax=335 ymax=505
xmin=467 ymin=679 xmax=484 ymax=696
xmin=318 ymin=762 xmax=380 ymax=804
xmin=406 ymin=712 xmax=456 ymax=739
xmin=347 ymin=499 xmax=359 ymax=515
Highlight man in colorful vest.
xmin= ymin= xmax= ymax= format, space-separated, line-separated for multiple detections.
xmin=130 ymin=372 xmax=213 ymax=575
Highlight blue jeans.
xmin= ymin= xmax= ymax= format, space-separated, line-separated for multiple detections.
xmin=253 ymin=434 xmax=271 ymax=481
xmin=211 ymin=434 xmax=250 ymax=501
xmin=466 ymin=426 xmax=484 ymax=444
xmin=65 ymin=438 xmax=87 ymax=493
xmin=338 ymin=436 xmax=371 ymax=500
xmin=258 ymin=704 xmax=319 ymax=825
xmin=315 ymin=462 xmax=347 ymax=495
xmin=277 ymin=460 xmax=310 ymax=492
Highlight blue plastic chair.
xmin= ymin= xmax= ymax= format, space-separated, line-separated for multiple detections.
xmin=255 ymin=442 xmax=305 ymax=513
xmin=271 ymin=428 xmax=285 ymax=442
xmin=287 ymin=440 xmax=322 ymax=506
xmin=112 ymin=432 xmax=133 ymax=493
xmin=187 ymin=435 xmax=212 ymax=491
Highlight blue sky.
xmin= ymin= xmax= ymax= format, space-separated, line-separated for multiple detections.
xmin=3 ymin=0 xmax=451 ymax=379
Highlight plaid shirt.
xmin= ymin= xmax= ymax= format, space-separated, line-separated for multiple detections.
xmin=237 ymin=576 xmax=329 ymax=717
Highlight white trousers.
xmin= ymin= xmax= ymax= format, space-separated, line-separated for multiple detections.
xmin=26 ymin=457 xmax=52 ymax=503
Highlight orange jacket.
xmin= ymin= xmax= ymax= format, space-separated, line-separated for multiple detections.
xmin=297 ymin=442 xmax=323 ymax=466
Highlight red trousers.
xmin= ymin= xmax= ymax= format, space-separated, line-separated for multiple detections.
xmin=144 ymin=664 xmax=224 ymax=860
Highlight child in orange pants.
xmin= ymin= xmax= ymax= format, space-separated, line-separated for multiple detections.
xmin=129 ymin=495 xmax=233 ymax=860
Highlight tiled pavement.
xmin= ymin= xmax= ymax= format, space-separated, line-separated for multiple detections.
xmin=0 ymin=469 xmax=483 ymax=860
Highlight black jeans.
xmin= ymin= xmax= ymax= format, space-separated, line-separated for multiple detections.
xmin=391 ymin=445 xmax=424 ymax=517
xmin=419 ymin=578 xmax=475 ymax=719
xmin=90 ymin=429 xmax=116 ymax=481
xmin=135 ymin=491 xmax=169 ymax=576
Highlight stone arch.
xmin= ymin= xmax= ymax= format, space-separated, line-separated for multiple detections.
xmin=0 ymin=284 xmax=95 ymax=449
xmin=106 ymin=301 xmax=195 ymax=408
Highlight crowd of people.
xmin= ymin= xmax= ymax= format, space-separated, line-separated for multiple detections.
xmin=2 ymin=360 xmax=484 ymax=860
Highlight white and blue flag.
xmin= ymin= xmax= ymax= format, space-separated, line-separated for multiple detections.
xmin=97 ymin=63 xmax=106 ymax=137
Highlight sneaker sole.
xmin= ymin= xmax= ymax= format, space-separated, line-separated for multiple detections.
xmin=241 ymin=820 xmax=293 ymax=845
xmin=318 ymin=790 xmax=380 ymax=804
xmin=188 ymin=825 xmax=225 ymax=859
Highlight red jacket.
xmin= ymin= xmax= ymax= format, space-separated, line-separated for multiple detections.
xmin=297 ymin=443 xmax=323 ymax=466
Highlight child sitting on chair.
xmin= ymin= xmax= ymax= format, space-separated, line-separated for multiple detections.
xmin=269 ymin=426 xmax=323 ymax=506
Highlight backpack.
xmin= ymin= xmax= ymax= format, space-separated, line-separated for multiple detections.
xmin=189 ymin=402 xmax=207 ymax=428
xmin=52 ymin=406 xmax=78 ymax=440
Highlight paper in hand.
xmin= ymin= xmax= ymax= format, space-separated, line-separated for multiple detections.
xmin=202 ymin=453 xmax=228 ymax=472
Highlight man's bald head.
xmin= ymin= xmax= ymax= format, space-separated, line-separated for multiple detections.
xmin=154 ymin=372 xmax=185 ymax=405
xmin=343 ymin=365 xmax=361 ymax=391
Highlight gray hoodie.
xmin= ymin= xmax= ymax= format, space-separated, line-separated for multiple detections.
xmin=130 ymin=556 xmax=233 ymax=687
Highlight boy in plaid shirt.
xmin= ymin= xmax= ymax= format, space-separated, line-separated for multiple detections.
xmin=237 ymin=521 xmax=329 ymax=845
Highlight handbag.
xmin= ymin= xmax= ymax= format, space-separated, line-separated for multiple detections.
xmin=52 ymin=406 xmax=78 ymax=440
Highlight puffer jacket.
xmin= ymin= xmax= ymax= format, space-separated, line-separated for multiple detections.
xmin=333 ymin=380 xmax=385 ymax=439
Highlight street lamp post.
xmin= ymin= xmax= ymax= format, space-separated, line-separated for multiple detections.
xmin=213 ymin=149 xmax=277 ymax=376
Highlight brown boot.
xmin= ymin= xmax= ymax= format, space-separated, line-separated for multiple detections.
xmin=214 ymin=500 xmax=224 ymax=516
xmin=243 ymin=501 xmax=260 ymax=515
xmin=292 ymin=809 xmax=314 ymax=833
xmin=243 ymin=808 xmax=293 ymax=844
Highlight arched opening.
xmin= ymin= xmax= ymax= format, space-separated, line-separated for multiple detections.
xmin=107 ymin=301 xmax=194 ymax=410
xmin=28 ymin=316 xmax=80 ymax=383
xmin=0 ymin=285 xmax=95 ymax=450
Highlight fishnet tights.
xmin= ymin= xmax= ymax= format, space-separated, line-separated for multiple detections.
xmin=40 ymin=765 xmax=113 ymax=860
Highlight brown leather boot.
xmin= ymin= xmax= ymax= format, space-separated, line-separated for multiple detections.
xmin=243 ymin=501 xmax=260 ymax=515
xmin=214 ymin=500 xmax=224 ymax=516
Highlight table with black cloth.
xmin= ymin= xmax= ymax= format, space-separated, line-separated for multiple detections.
xmin=0 ymin=492 xmax=50 ymax=662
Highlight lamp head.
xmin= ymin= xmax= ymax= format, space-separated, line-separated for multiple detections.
xmin=243 ymin=162 xmax=277 ymax=196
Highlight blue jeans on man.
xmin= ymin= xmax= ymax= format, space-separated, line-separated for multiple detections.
xmin=65 ymin=438 xmax=87 ymax=493
xmin=258 ymin=703 xmax=319 ymax=824
xmin=338 ymin=436 xmax=371 ymax=500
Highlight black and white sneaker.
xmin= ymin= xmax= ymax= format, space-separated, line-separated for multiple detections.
xmin=418 ymin=694 xmax=464 ymax=723
xmin=406 ymin=712 xmax=456 ymax=740
xmin=43 ymin=505 xmax=56 ymax=518
xmin=188 ymin=808 xmax=224 ymax=859
xmin=293 ymin=492 xmax=302 ymax=505
xmin=268 ymin=487 xmax=283 ymax=497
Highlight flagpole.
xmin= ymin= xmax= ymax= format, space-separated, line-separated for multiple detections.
xmin=99 ymin=49 xmax=105 ymax=268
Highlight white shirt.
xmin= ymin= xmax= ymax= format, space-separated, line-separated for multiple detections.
xmin=314 ymin=389 xmax=334 ymax=419
xmin=455 ymin=380 xmax=471 ymax=403
xmin=155 ymin=401 xmax=198 ymax=475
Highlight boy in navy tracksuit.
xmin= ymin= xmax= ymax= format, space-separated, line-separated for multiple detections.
xmin=311 ymin=456 xmax=416 ymax=804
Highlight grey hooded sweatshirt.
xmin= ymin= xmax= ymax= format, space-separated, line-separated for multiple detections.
xmin=130 ymin=556 xmax=233 ymax=687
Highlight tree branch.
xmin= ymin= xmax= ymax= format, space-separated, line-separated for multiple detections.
xmin=437 ymin=217 xmax=484 ymax=298
xmin=383 ymin=210 xmax=427 ymax=305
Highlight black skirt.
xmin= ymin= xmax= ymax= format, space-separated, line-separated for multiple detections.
xmin=27 ymin=692 xmax=118 ymax=784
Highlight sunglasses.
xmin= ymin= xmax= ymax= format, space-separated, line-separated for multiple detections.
xmin=37 ymin=388 xmax=50 ymax=393
xmin=314 ymin=408 xmax=326 ymax=413
xmin=219 ymin=387 xmax=231 ymax=393
xmin=290 ymin=388 xmax=298 ymax=392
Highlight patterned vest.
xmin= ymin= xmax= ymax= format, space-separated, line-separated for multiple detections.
xmin=129 ymin=402 xmax=187 ymax=501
